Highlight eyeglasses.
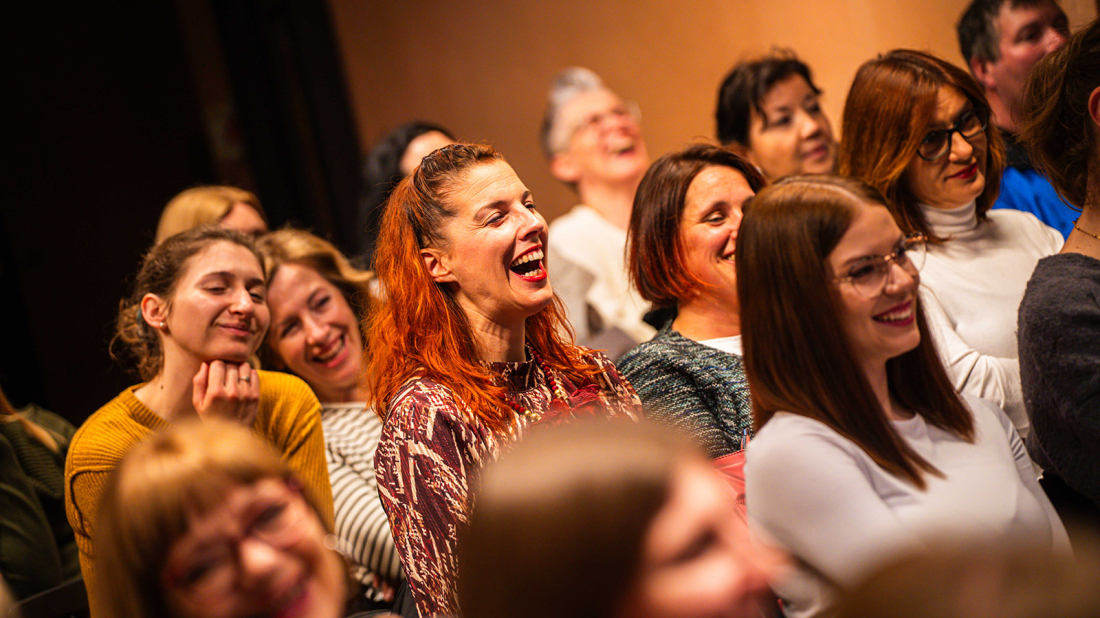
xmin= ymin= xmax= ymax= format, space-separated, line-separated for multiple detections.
xmin=916 ymin=106 xmax=989 ymax=161
xmin=569 ymin=101 xmax=641 ymax=140
xmin=833 ymin=234 xmax=927 ymax=298
xmin=163 ymin=483 xmax=311 ymax=602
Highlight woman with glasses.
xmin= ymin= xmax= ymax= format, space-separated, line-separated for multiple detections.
xmin=95 ymin=420 xmax=348 ymax=618
xmin=739 ymin=176 xmax=1067 ymax=618
xmin=838 ymin=50 xmax=1062 ymax=440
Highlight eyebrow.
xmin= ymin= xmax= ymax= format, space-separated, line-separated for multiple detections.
xmin=928 ymin=102 xmax=974 ymax=130
xmin=474 ymin=191 xmax=533 ymax=218
xmin=838 ymin=236 xmax=906 ymax=268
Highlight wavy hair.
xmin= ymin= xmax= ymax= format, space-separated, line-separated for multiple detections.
xmin=111 ymin=227 xmax=265 ymax=381
xmin=257 ymin=227 xmax=374 ymax=369
xmin=838 ymin=49 xmax=1005 ymax=241
xmin=1019 ymin=18 xmax=1100 ymax=209
xmin=365 ymin=143 xmax=601 ymax=433
xmin=628 ymin=143 xmax=766 ymax=307
xmin=736 ymin=176 xmax=974 ymax=488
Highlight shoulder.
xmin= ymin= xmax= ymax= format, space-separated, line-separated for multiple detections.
xmin=749 ymin=413 xmax=860 ymax=468
xmin=67 ymin=389 xmax=150 ymax=473
xmin=985 ymin=209 xmax=1063 ymax=250
xmin=619 ymin=331 xmax=733 ymax=383
xmin=958 ymin=393 xmax=1013 ymax=437
xmin=548 ymin=205 xmax=600 ymax=232
xmin=1021 ymin=254 xmax=1100 ymax=316
xmin=258 ymin=370 xmax=320 ymax=406
xmin=382 ymin=375 xmax=476 ymax=439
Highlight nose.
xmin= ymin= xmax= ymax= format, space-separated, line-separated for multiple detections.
xmin=237 ymin=536 xmax=283 ymax=590
xmin=797 ymin=111 xmax=823 ymax=140
xmin=303 ymin=315 xmax=326 ymax=345
xmin=884 ymin=259 xmax=919 ymax=294
xmin=1045 ymin=27 xmax=1068 ymax=53
xmin=230 ymin=288 xmax=257 ymax=316
xmin=517 ymin=205 xmax=547 ymax=239
xmin=948 ymin=128 xmax=975 ymax=162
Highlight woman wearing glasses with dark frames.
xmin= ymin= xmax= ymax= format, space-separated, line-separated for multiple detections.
xmin=838 ymin=49 xmax=1063 ymax=442
xmin=738 ymin=176 xmax=1068 ymax=618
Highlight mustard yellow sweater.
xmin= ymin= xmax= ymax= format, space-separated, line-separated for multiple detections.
xmin=64 ymin=370 xmax=333 ymax=616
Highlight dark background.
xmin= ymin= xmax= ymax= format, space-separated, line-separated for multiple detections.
xmin=2 ymin=0 xmax=361 ymax=425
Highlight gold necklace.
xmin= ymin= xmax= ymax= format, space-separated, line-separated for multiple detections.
xmin=1074 ymin=219 xmax=1100 ymax=241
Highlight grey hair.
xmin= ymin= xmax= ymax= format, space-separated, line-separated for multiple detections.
xmin=540 ymin=67 xmax=606 ymax=158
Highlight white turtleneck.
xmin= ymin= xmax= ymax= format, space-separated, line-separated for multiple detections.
xmin=918 ymin=201 xmax=1062 ymax=439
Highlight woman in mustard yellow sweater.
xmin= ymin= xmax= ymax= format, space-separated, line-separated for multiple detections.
xmin=65 ymin=227 xmax=332 ymax=616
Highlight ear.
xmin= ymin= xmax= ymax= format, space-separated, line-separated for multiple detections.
xmin=1089 ymin=85 xmax=1100 ymax=129
xmin=550 ymin=152 xmax=581 ymax=184
xmin=421 ymin=248 xmax=456 ymax=284
xmin=140 ymin=293 xmax=169 ymax=330
xmin=970 ymin=57 xmax=997 ymax=92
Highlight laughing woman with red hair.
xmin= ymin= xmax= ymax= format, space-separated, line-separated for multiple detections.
xmin=366 ymin=143 xmax=641 ymax=618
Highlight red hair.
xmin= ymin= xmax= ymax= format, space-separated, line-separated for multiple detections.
xmin=365 ymin=143 xmax=602 ymax=433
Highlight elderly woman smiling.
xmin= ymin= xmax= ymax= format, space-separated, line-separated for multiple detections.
xmin=618 ymin=144 xmax=766 ymax=460
xmin=367 ymin=143 xmax=641 ymax=618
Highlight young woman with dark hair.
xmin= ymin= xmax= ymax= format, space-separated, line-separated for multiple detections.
xmin=838 ymin=49 xmax=1062 ymax=438
xmin=65 ymin=227 xmax=332 ymax=617
xmin=715 ymin=50 xmax=836 ymax=180
xmin=367 ymin=143 xmax=641 ymax=617
xmin=618 ymin=144 xmax=766 ymax=459
xmin=1017 ymin=18 xmax=1100 ymax=522
xmin=738 ymin=176 xmax=1067 ymax=618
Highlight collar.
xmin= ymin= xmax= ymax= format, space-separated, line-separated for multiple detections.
xmin=920 ymin=200 xmax=978 ymax=237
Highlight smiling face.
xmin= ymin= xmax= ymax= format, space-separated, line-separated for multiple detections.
xmin=422 ymin=160 xmax=554 ymax=330
xmin=679 ymin=166 xmax=756 ymax=314
xmin=266 ymin=263 xmax=364 ymax=403
xmin=983 ymin=0 xmax=1069 ymax=124
xmin=828 ymin=203 xmax=921 ymax=374
xmin=621 ymin=459 xmax=774 ymax=618
xmin=903 ymin=86 xmax=988 ymax=210
xmin=746 ymin=74 xmax=836 ymax=179
xmin=149 ymin=241 xmax=270 ymax=367
xmin=551 ymin=88 xmax=650 ymax=189
xmin=162 ymin=478 xmax=345 ymax=618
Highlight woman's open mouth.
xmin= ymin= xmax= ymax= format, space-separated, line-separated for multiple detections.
xmin=311 ymin=334 xmax=347 ymax=368
xmin=510 ymin=248 xmax=547 ymax=282
xmin=872 ymin=301 xmax=915 ymax=326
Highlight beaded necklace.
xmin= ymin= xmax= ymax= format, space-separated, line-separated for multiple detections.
xmin=503 ymin=345 xmax=569 ymax=423
xmin=1074 ymin=219 xmax=1100 ymax=242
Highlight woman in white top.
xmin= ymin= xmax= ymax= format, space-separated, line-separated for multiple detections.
xmin=838 ymin=50 xmax=1062 ymax=439
xmin=738 ymin=176 xmax=1067 ymax=618
xmin=258 ymin=229 xmax=401 ymax=610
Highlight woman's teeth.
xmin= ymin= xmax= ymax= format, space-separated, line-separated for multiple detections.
xmin=874 ymin=304 xmax=914 ymax=323
xmin=313 ymin=336 xmax=344 ymax=363
xmin=510 ymin=249 xmax=544 ymax=274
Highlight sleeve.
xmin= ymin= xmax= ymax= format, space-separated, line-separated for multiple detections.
xmin=983 ymin=399 xmax=1073 ymax=554
xmin=374 ymin=389 xmax=479 ymax=618
xmin=618 ymin=346 xmax=743 ymax=458
xmin=1018 ymin=283 xmax=1100 ymax=509
xmin=920 ymin=285 xmax=1028 ymax=436
xmin=65 ymin=459 xmax=106 ymax=615
xmin=259 ymin=373 xmax=334 ymax=529
xmin=0 ymin=434 xmax=65 ymax=599
xmin=547 ymin=241 xmax=597 ymax=344
xmin=326 ymin=436 xmax=403 ymax=584
xmin=746 ymin=422 xmax=922 ymax=588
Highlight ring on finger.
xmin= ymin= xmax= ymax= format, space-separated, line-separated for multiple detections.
xmin=239 ymin=374 xmax=251 ymax=384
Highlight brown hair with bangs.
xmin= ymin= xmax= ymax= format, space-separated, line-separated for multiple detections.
xmin=736 ymin=176 xmax=974 ymax=488
xmin=838 ymin=49 xmax=1005 ymax=241
xmin=94 ymin=420 xmax=329 ymax=618
xmin=628 ymin=143 xmax=766 ymax=308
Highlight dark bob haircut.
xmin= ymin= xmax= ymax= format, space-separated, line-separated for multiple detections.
xmin=716 ymin=50 xmax=821 ymax=147
xmin=628 ymin=143 xmax=766 ymax=308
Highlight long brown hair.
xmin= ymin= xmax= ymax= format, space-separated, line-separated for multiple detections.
xmin=1019 ymin=18 xmax=1100 ymax=210
xmin=365 ymin=143 xmax=602 ymax=433
xmin=628 ymin=143 xmax=766 ymax=308
xmin=838 ymin=49 xmax=1005 ymax=240
xmin=736 ymin=176 xmax=974 ymax=488
xmin=459 ymin=419 xmax=702 ymax=618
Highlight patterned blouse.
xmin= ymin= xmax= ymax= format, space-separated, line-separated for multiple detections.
xmin=373 ymin=348 xmax=640 ymax=618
